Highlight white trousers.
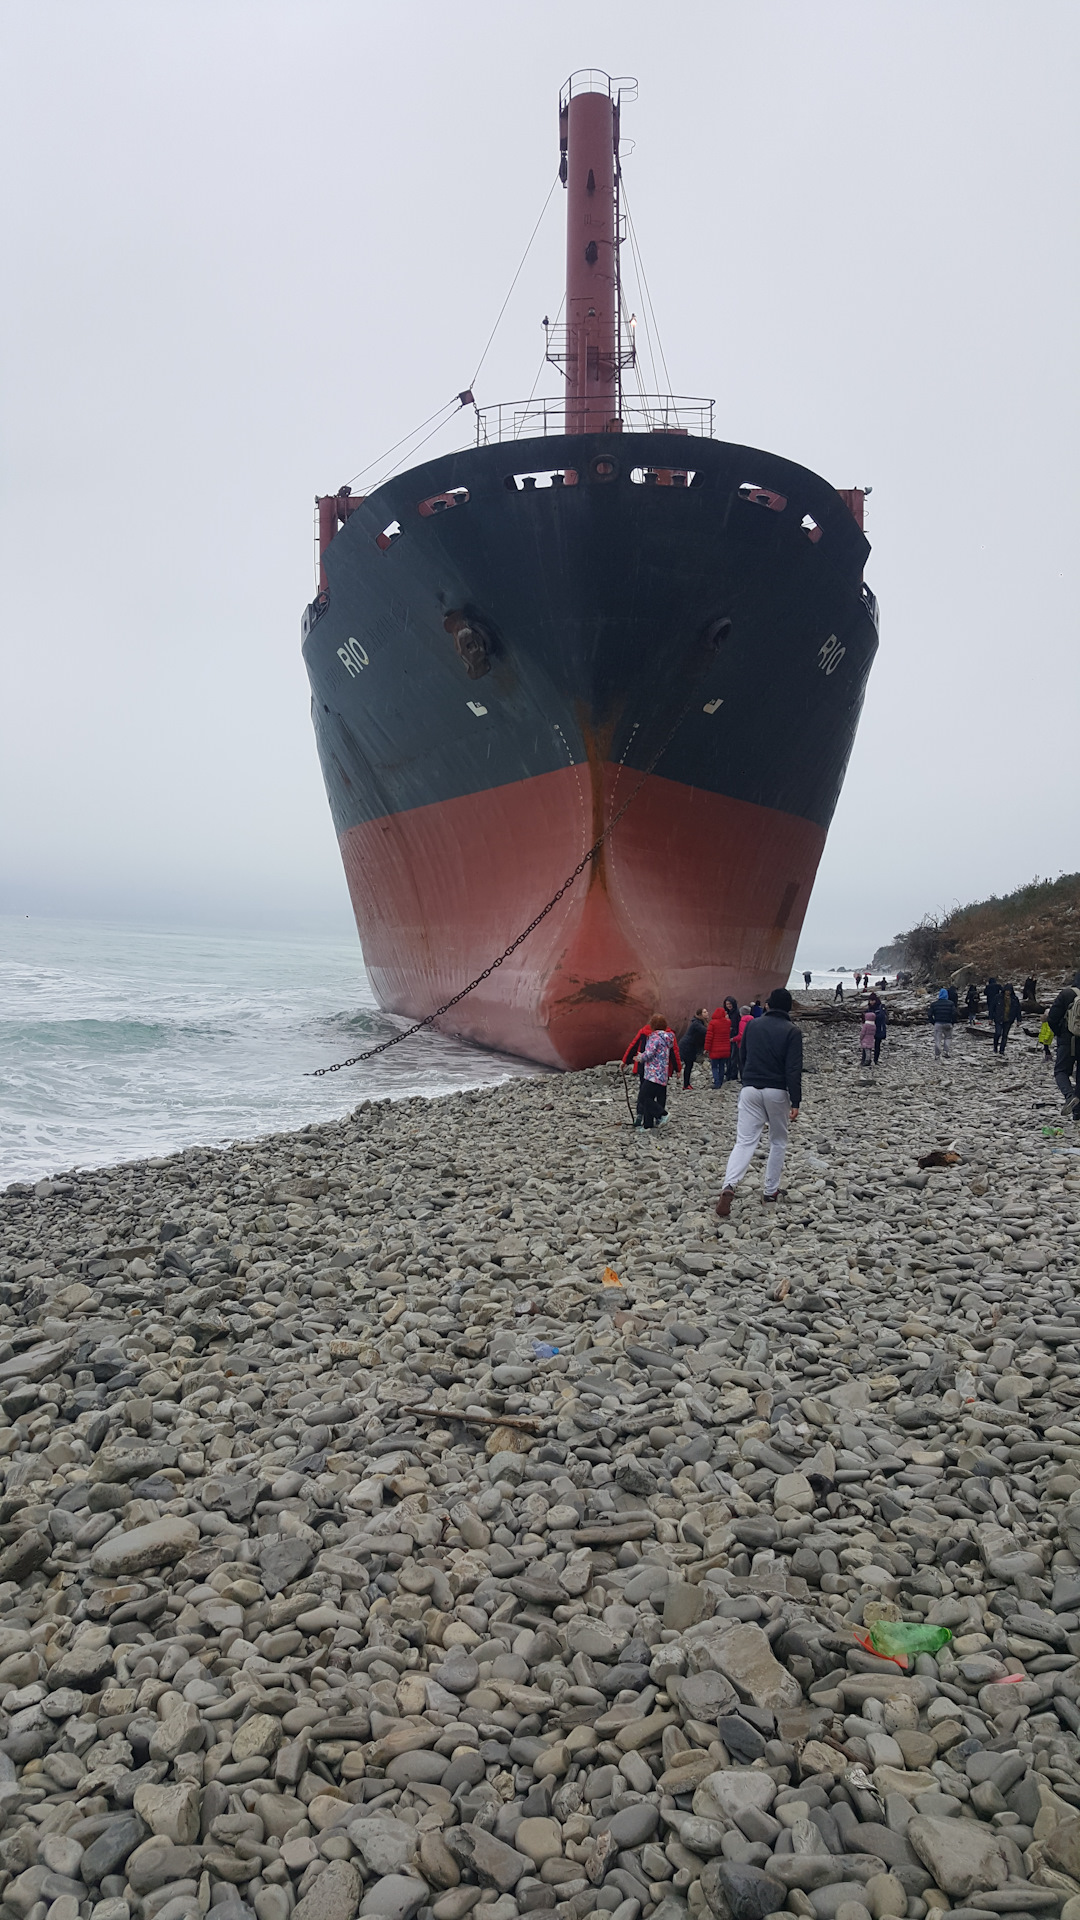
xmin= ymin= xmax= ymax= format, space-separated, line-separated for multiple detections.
xmin=934 ymin=1025 xmax=953 ymax=1058
xmin=723 ymin=1085 xmax=790 ymax=1195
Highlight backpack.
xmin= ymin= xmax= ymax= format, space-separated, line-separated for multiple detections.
xmin=1067 ymin=990 xmax=1080 ymax=1039
xmin=641 ymin=1030 xmax=672 ymax=1080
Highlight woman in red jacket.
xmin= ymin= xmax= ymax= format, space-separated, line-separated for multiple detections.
xmin=704 ymin=1005 xmax=732 ymax=1089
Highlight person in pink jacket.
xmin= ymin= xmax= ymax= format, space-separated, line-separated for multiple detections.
xmin=859 ymin=1011 xmax=876 ymax=1066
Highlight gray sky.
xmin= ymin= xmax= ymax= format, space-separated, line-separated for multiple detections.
xmin=2 ymin=1 xmax=1077 ymax=964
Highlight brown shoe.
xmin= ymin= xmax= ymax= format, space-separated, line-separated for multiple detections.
xmin=715 ymin=1188 xmax=734 ymax=1219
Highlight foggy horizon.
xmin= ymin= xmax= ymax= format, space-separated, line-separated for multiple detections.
xmin=2 ymin=1 xmax=1077 ymax=971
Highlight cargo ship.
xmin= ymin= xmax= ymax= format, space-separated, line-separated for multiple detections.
xmin=302 ymin=72 xmax=878 ymax=1070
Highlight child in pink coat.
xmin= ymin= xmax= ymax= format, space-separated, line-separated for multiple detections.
xmin=859 ymin=1012 xmax=876 ymax=1066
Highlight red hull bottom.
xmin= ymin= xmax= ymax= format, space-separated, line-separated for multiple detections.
xmin=340 ymin=766 xmax=826 ymax=1070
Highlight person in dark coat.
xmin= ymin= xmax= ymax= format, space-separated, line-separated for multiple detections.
xmin=986 ymin=978 xmax=1001 ymax=1025
xmin=867 ymin=992 xmax=888 ymax=1064
xmin=1023 ymin=976 xmax=1037 ymax=1003
xmin=715 ymin=988 xmax=803 ymax=1214
xmin=928 ymin=988 xmax=957 ymax=1059
xmin=704 ymin=1006 xmax=733 ymax=1089
xmin=679 ymin=1009 xmax=708 ymax=1089
xmin=722 ymin=996 xmax=741 ymax=1081
xmin=833 ymin=981 xmax=844 ymax=1002
xmin=1047 ymin=973 xmax=1080 ymax=1119
xmin=750 ymin=998 xmax=763 ymax=1019
xmin=965 ymin=983 xmax=979 ymax=1024
xmin=994 ymin=983 xmax=1022 ymax=1054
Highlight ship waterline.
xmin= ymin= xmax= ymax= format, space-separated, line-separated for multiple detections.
xmin=339 ymin=766 xmax=828 ymax=1069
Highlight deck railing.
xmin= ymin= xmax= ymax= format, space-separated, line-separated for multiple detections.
xmin=473 ymin=394 xmax=715 ymax=446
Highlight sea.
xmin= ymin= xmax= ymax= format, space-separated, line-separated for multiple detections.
xmin=0 ymin=915 xmax=859 ymax=1187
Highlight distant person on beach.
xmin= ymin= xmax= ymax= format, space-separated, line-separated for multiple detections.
xmin=928 ymin=987 xmax=957 ymax=1059
xmin=986 ymin=978 xmax=1001 ymax=1026
xmin=803 ymin=971 xmax=812 ymax=990
xmin=679 ymin=1009 xmax=708 ymax=1089
xmin=993 ymin=983 xmax=1022 ymax=1054
xmin=704 ymin=1004 xmax=732 ymax=1088
xmin=715 ymin=988 xmax=802 ymax=1215
xmin=1023 ymin=975 xmax=1037 ymax=1003
xmin=859 ymin=1010 xmax=876 ymax=1066
xmin=965 ymin=983 xmax=980 ymax=1024
xmin=1047 ymin=973 xmax=1080 ymax=1119
xmin=634 ymin=1018 xmax=680 ymax=1129
xmin=946 ymin=985 xmax=959 ymax=1006
xmin=834 ymin=981 xmax=844 ymax=1002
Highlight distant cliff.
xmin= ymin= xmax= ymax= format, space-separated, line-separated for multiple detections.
xmin=874 ymin=873 xmax=1080 ymax=984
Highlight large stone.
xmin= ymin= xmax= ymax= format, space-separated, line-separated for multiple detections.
xmin=232 ymin=1714 xmax=283 ymax=1762
xmin=687 ymin=1622 xmax=802 ymax=1713
xmin=295 ymin=1860 xmax=364 ymax=1920
xmin=358 ymin=1877 xmax=428 ymax=1920
xmin=148 ymin=1703 xmax=204 ymax=1762
xmin=906 ymin=1815 xmax=1010 ymax=1897
xmin=132 ymin=1783 xmax=200 ymax=1845
xmin=671 ymin=1671 xmax=741 ymax=1721
xmin=91 ymin=1517 xmax=199 ymax=1578
xmin=701 ymin=1863 xmax=786 ymax=1920
xmin=445 ymin=1826 xmax=529 ymax=1892
xmin=48 ymin=1635 xmax=116 ymax=1691
xmin=126 ymin=1841 xmax=205 ymax=1895
xmin=766 ymin=1860 xmax=889 ymax=1892
xmin=80 ymin=1814 xmax=147 ymax=1884
xmin=1043 ymin=1817 xmax=1080 ymax=1881
xmin=692 ymin=1771 xmax=777 ymax=1823
xmin=513 ymin=1820 xmax=562 ymax=1867
xmin=349 ymin=1821 xmax=420 ymax=1877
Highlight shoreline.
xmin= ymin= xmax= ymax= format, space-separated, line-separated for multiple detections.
xmin=0 ymin=1026 xmax=1078 ymax=1920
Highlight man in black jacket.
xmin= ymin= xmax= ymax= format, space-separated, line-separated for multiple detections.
xmin=715 ymin=988 xmax=802 ymax=1216
xmin=1047 ymin=973 xmax=1080 ymax=1120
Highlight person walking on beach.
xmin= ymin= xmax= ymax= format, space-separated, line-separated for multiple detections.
xmin=867 ymin=992 xmax=888 ymax=1063
xmin=965 ymin=983 xmax=979 ymax=1025
xmin=1047 ymin=973 xmax=1080 ymax=1120
xmin=715 ymin=988 xmax=802 ymax=1215
xmin=679 ymin=1009 xmax=708 ymax=1089
xmin=803 ymin=970 xmax=812 ymax=991
xmin=859 ymin=1009 xmax=876 ymax=1067
xmin=986 ymin=978 xmax=1001 ymax=1027
xmin=928 ymin=987 xmax=956 ymax=1059
xmin=634 ymin=1018 xmax=680 ymax=1129
xmin=704 ymin=1004 xmax=732 ymax=1088
xmin=834 ymin=980 xmax=844 ymax=1002
xmin=994 ymin=983 xmax=1022 ymax=1054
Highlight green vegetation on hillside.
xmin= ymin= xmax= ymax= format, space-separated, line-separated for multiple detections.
xmin=879 ymin=873 xmax=1080 ymax=984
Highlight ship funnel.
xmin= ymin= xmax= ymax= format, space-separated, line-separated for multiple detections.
xmin=558 ymin=72 xmax=636 ymax=436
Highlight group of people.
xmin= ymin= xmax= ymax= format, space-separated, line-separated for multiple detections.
xmin=621 ymin=990 xmax=803 ymax=1208
xmin=928 ymin=978 xmax=1026 ymax=1057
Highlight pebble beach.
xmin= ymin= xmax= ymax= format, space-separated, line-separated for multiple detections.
xmin=1 ymin=1020 xmax=1079 ymax=1920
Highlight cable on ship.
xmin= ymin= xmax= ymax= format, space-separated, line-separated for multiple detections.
xmin=309 ymin=672 xmax=716 ymax=1078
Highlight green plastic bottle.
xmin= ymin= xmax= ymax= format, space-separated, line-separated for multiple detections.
xmin=867 ymin=1622 xmax=952 ymax=1658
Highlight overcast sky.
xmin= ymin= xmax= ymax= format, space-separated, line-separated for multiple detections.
xmin=2 ymin=0 xmax=1076 ymax=965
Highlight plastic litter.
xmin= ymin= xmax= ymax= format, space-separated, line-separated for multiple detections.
xmin=855 ymin=1621 xmax=952 ymax=1668
xmin=532 ymin=1341 xmax=559 ymax=1358
xmin=601 ymin=1266 xmax=623 ymax=1287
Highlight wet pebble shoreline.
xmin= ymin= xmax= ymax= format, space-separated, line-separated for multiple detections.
xmin=1 ymin=1023 xmax=1079 ymax=1920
